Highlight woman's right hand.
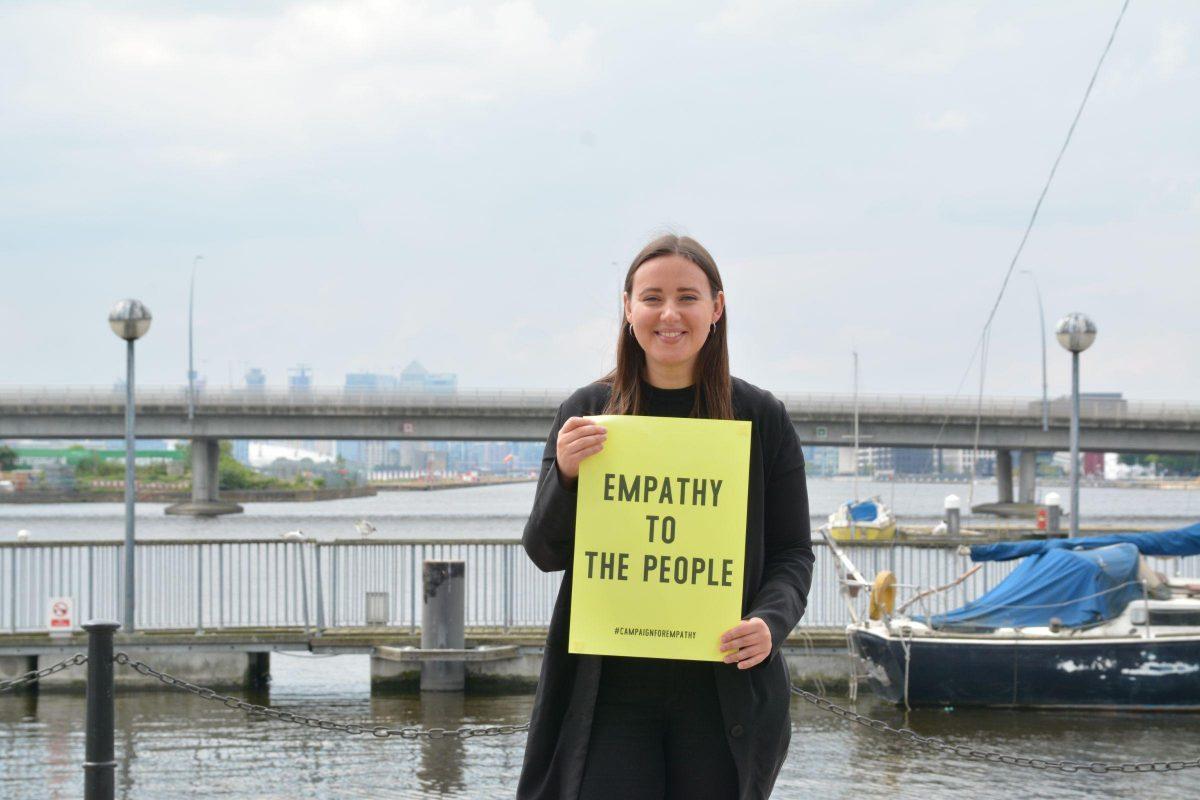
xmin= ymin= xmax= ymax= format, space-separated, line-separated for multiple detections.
xmin=555 ymin=417 xmax=607 ymax=488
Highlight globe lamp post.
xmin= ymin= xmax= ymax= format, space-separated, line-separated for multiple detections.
xmin=108 ymin=299 xmax=152 ymax=631
xmin=1055 ymin=312 xmax=1096 ymax=538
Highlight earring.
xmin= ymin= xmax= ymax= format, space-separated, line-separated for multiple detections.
xmin=710 ymin=322 xmax=716 ymax=334
xmin=627 ymin=323 xmax=634 ymax=336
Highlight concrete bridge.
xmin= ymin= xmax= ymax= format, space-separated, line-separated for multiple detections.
xmin=2 ymin=386 xmax=1198 ymax=514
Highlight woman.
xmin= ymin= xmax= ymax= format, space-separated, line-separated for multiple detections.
xmin=517 ymin=234 xmax=814 ymax=800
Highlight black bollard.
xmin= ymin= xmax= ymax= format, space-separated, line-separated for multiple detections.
xmin=83 ymin=620 xmax=120 ymax=800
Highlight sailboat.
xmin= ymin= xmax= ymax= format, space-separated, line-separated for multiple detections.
xmin=828 ymin=524 xmax=1200 ymax=709
xmin=828 ymin=351 xmax=898 ymax=542
xmin=828 ymin=497 xmax=897 ymax=542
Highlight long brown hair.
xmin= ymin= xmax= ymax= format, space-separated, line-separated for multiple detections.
xmin=601 ymin=234 xmax=734 ymax=419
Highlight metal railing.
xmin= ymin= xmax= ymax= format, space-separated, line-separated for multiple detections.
xmin=1 ymin=539 xmax=563 ymax=634
xmin=5 ymin=538 xmax=1194 ymax=636
xmin=1 ymin=385 xmax=1197 ymax=424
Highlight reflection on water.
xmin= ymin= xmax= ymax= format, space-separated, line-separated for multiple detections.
xmin=3 ymin=653 xmax=1200 ymax=798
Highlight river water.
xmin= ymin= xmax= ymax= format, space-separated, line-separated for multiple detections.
xmin=3 ymin=479 xmax=1199 ymax=797
xmin=2 ymin=477 xmax=1198 ymax=542
xmin=4 ymin=655 xmax=1200 ymax=799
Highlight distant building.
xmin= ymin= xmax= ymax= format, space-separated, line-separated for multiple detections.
xmin=937 ymin=449 xmax=996 ymax=477
xmin=860 ymin=447 xmax=892 ymax=475
xmin=239 ymin=366 xmax=331 ymax=463
xmin=232 ymin=368 xmax=267 ymax=464
xmin=802 ymin=446 xmax=840 ymax=477
xmin=338 ymin=362 xmax=459 ymax=471
xmin=399 ymin=360 xmax=457 ymax=394
xmin=345 ymin=372 xmax=398 ymax=392
xmin=288 ymin=365 xmax=313 ymax=393
xmin=893 ymin=448 xmax=934 ymax=475
xmin=248 ymin=442 xmax=336 ymax=467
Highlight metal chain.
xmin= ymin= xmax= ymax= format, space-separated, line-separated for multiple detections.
xmin=791 ymin=685 xmax=1200 ymax=773
xmin=0 ymin=653 xmax=88 ymax=693
xmin=113 ymin=653 xmax=529 ymax=740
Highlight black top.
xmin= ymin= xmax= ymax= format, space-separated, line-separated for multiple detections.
xmin=639 ymin=379 xmax=698 ymax=409
xmin=517 ymin=377 xmax=814 ymax=800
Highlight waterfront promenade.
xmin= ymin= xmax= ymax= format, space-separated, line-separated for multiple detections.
xmin=4 ymin=531 xmax=1196 ymax=694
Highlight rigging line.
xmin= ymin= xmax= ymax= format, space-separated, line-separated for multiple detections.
xmin=968 ymin=327 xmax=991 ymax=510
xmin=893 ymin=333 xmax=984 ymax=517
xmin=900 ymin=0 xmax=1132 ymax=515
xmin=977 ymin=0 xmax=1132 ymax=339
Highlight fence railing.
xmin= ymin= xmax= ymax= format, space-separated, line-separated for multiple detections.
xmin=2 ymin=539 xmax=1195 ymax=635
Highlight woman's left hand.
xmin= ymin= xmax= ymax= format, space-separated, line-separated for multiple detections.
xmin=719 ymin=617 xmax=772 ymax=670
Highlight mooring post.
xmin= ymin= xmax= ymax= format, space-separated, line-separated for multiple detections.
xmin=1045 ymin=492 xmax=1063 ymax=535
xmin=422 ymin=560 xmax=465 ymax=691
xmin=943 ymin=494 xmax=961 ymax=536
xmin=83 ymin=620 xmax=120 ymax=800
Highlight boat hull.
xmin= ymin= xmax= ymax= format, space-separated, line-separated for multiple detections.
xmin=829 ymin=523 xmax=897 ymax=542
xmin=849 ymin=628 xmax=1200 ymax=709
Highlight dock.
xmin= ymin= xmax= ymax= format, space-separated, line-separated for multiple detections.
xmin=0 ymin=626 xmax=850 ymax=692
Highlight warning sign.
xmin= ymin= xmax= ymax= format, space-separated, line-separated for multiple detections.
xmin=48 ymin=596 xmax=74 ymax=636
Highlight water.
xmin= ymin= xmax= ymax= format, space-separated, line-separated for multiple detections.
xmin=3 ymin=654 xmax=1199 ymax=798
xmin=2 ymin=478 xmax=1197 ymax=542
xmin=3 ymin=479 xmax=1199 ymax=796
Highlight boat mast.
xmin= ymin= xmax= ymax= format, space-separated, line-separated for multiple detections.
xmin=852 ymin=350 xmax=860 ymax=502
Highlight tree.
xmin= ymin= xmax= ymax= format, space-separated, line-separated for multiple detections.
xmin=217 ymin=440 xmax=277 ymax=490
xmin=1119 ymin=453 xmax=1200 ymax=477
xmin=0 ymin=445 xmax=17 ymax=471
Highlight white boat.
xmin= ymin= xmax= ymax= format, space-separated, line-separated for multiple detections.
xmin=828 ymin=496 xmax=897 ymax=542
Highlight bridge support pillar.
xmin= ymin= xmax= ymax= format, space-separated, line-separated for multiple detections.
xmin=995 ymin=449 xmax=1013 ymax=504
xmin=1018 ymin=450 xmax=1037 ymax=504
xmin=165 ymin=438 xmax=243 ymax=517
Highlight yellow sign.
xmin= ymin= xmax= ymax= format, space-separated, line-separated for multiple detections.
xmin=568 ymin=415 xmax=751 ymax=661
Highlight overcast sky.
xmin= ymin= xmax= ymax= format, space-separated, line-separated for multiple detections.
xmin=1 ymin=1 xmax=1196 ymax=400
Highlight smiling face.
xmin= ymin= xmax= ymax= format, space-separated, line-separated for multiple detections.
xmin=623 ymin=254 xmax=725 ymax=388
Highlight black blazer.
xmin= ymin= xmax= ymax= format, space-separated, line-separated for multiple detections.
xmin=517 ymin=377 xmax=814 ymax=800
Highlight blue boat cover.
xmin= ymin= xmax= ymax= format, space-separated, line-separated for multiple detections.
xmin=847 ymin=500 xmax=877 ymax=522
xmin=926 ymin=543 xmax=1144 ymax=630
xmin=968 ymin=522 xmax=1200 ymax=562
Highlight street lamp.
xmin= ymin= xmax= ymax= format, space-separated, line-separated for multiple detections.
xmin=1020 ymin=270 xmax=1049 ymax=433
xmin=108 ymin=299 xmax=152 ymax=631
xmin=188 ymin=255 xmax=203 ymax=422
xmin=1055 ymin=312 xmax=1096 ymax=538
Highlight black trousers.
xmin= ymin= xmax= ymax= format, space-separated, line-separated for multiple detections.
xmin=578 ymin=656 xmax=739 ymax=800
